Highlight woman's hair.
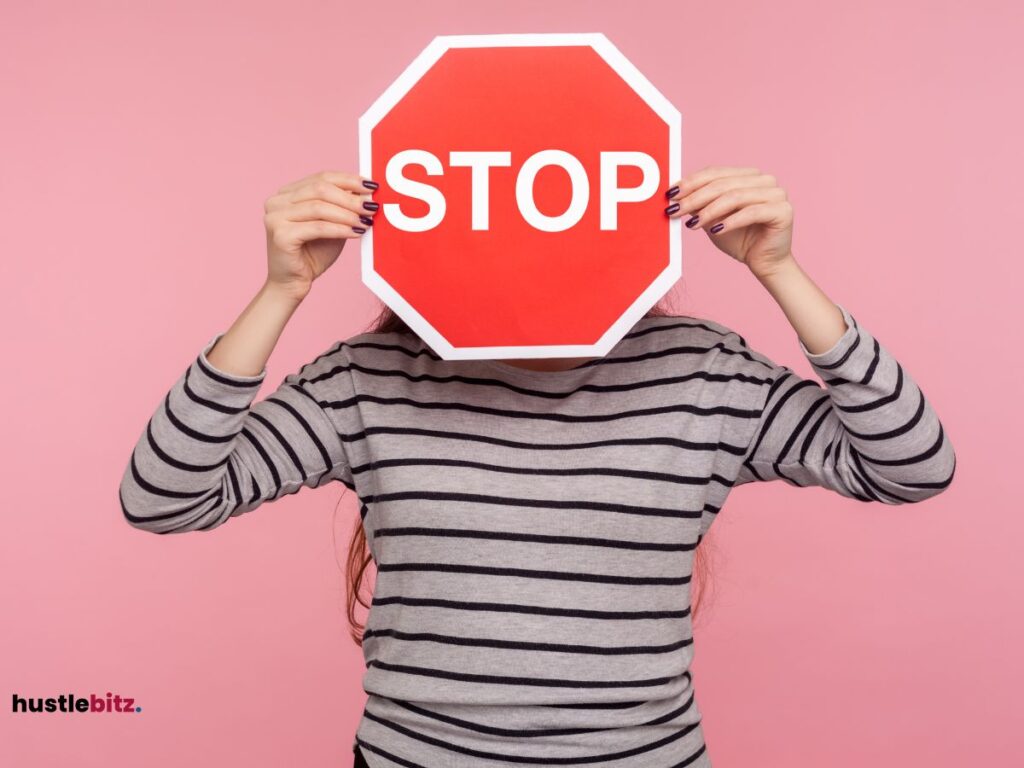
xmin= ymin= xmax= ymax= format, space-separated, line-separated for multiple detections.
xmin=338 ymin=298 xmax=716 ymax=646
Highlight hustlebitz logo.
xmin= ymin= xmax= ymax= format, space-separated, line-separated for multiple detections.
xmin=12 ymin=692 xmax=142 ymax=714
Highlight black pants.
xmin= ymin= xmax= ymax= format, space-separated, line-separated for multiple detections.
xmin=353 ymin=744 xmax=370 ymax=767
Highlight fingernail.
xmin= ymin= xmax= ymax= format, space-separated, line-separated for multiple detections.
xmin=363 ymin=201 xmax=380 ymax=212
xmin=353 ymin=226 xmax=367 ymax=234
xmin=685 ymin=215 xmax=700 ymax=228
xmin=664 ymin=202 xmax=680 ymax=215
xmin=362 ymin=180 xmax=379 ymax=190
xmin=710 ymin=223 xmax=724 ymax=234
xmin=665 ymin=186 xmax=679 ymax=199
xmin=359 ymin=215 xmax=374 ymax=227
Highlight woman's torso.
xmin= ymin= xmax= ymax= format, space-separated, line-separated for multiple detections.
xmin=329 ymin=314 xmax=764 ymax=767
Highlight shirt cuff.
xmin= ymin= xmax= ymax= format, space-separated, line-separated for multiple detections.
xmin=797 ymin=303 xmax=859 ymax=368
xmin=196 ymin=332 xmax=268 ymax=384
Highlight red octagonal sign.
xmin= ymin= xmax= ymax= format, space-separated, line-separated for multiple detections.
xmin=359 ymin=33 xmax=681 ymax=361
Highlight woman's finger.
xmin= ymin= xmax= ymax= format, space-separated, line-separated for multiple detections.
xmin=666 ymin=174 xmax=781 ymax=219
xmin=287 ymin=186 xmax=377 ymax=222
xmin=278 ymin=219 xmax=367 ymax=248
xmin=702 ymin=200 xmax=793 ymax=237
xmin=665 ymin=165 xmax=762 ymax=201
xmin=266 ymin=180 xmax=377 ymax=221
xmin=278 ymin=169 xmax=377 ymax=196
xmin=282 ymin=199 xmax=369 ymax=229
xmin=677 ymin=186 xmax=786 ymax=231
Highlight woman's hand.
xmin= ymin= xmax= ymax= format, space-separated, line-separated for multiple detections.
xmin=262 ymin=170 xmax=380 ymax=302
xmin=664 ymin=165 xmax=794 ymax=278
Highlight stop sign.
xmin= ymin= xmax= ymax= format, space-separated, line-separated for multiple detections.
xmin=359 ymin=33 xmax=681 ymax=360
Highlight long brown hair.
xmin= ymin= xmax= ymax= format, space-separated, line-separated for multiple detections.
xmin=339 ymin=297 xmax=716 ymax=646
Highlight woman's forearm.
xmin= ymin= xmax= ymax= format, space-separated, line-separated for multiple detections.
xmin=204 ymin=280 xmax=306 ymax=378
xmin=753 ymin=255 xmax=849 ymax=354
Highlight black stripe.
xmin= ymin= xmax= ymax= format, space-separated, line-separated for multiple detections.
xmin=264 ymin=389 xmax=334 ymax=473
xmin=370 ymin=595 xmax=690 ymax=621
xmin=849 ymin=448 xmax=917 ymax=503
xmin=226 ymin=461 xmax=245 ymax=515
xmin=836 ymin=362 xmax=904 ymax=413
xmin=322 ymin=392 xmax=761 ymax=425
xmin=162 ymin=392 xmax=235 ymax=444
xmin=362 ymin=490 xmax=702 ymax=520
xmin=809 ymin=316 xmax=861 ymax=371
xmin=798 ymin=406 xmax=832 ymax=462
xmin=354 ymin=738 xmax=425 ymax=768
xmin=367 ymin=660 xmax=680 ymax=689
xmin=376 ymin=562 xmax=690 ymax=586
xmin=856 ymin=422 xmax=948 ymax=467
xmin=745 ymin=371 xmax=800 ymax=459
xmin=360 ymin=456 xmax=728 ymax=488
xmin=145 ymin=420 xmax=226 ymax=473
xmin=194 ymin=352 xmax=264 ymax=388
xmin=320 ymin=360 xmax=769 ymax=401
xmin=249 ymin=410 xmax=310 ymax=482
xmin=361 ymin=702 xmax=706 ymax=764
xmin=775 ymin=392 xmax=831 ymax=463
xmin=373 ymin=526 xmax=697 ymax=552
xmin=183 ymin=366 xmax=249 ymax=414
xmin=385 ymin=684 xmax=696 ymax=738
xmin=246 ymin=464 xmax=261 ymax=506
xmin=362 ymin=627 xmax=692 ymax=655
xmin=128 ymin=450 xmax=211 ymax=501
xmin=351 ymin=425 xmax=751 ymax=459
xmin=843 ymin=388 xmax=926 ymax=442
xmin=238 ymin=427 xmax=282 ymax=496
xmin=120 ymin=464 xmax=221 ymax=528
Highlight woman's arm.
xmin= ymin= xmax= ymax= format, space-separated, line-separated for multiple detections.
xmin=118 ymin=281 xmax=359 ymax=534
xmin=753 ymin=257 xmax=848 ymax=355
xmin=731 ymin=296 xmax=956 ymax=501
xmin=666 ymin=165 xmax=956 ymax=502
xmin=119 ymin=170 xmax=377 ymax=533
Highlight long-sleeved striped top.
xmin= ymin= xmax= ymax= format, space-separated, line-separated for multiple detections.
xmin=119 ymin=303 xmax=956 ymax=767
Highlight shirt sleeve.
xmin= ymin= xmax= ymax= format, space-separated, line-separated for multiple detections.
xmin=732 ymin=303 xmax=956 ymax=503
xmin=119 ymin=332 xmax=358 ymax=534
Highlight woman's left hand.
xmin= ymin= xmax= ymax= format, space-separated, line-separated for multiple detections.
xmin=664 ymin=165 xmax=795 ymax=278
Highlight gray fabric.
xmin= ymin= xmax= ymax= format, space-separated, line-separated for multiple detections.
xmin=120 ymin=303 xmax=956 ymax=767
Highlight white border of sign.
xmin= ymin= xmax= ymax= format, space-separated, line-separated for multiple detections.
xmin=359 ymin=32 xmax=682 ymax=361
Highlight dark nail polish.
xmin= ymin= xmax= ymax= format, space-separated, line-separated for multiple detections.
xmin=665 ymin=186 xmax=679 ymax=199
xmin=710 ymin=223 xmax=724 ymax=234
xmin=352 ymin=226 xmax=367 ymax=234
xmin=362 ymin=180 xmax=379 ymax=190
xmin=685 ymin=215 xmax=700 ymax=228
xmin=664 ymin=202 xmax=680 ymax=215
xmin=363 ymin=200 xmax=380 ymax=212
xmin=359 ymin=215 xmax=374 ymax=227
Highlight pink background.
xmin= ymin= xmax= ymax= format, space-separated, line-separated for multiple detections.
xmin=2 ymin=1 xmax=1020 ymax=766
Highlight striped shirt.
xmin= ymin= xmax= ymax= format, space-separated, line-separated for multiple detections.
xmin=119 ymin=303 xmax=956 ymax=767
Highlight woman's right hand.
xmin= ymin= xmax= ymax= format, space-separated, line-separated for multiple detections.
xmin=262 ymin=170 xmax=380 ymax=302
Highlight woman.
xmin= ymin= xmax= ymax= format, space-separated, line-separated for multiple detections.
xmin=119 ymin=165 xmax=956 ymax=767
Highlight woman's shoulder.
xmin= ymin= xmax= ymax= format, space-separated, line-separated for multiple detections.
xmin=634 ymin=311 xmax=769 ymax=375
xmin=334 ymin=327 xmax=427 ymax=369
xmin=636 ymin=310 xmax=748 ymax=350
